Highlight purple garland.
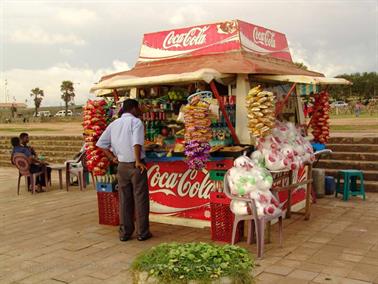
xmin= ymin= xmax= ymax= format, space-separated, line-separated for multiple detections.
xmin=184 ymin=140 xmax=211 ymax=170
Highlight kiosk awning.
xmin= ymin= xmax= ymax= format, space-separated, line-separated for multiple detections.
xmin=90 ymin=68 xmax=232 ymax=93
xmin=91 ymin=51 xmax=325 ymax=93
xmin=252 ymin=75 xmax=352 ymax=85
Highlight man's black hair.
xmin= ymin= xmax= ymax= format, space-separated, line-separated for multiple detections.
xmin=123 ymin=99 xmax=139 ymax=113
xmin=19 ymin=132 xmax=29 ymax=139
xmin=11 ymin=137 xmax=20 ymax=147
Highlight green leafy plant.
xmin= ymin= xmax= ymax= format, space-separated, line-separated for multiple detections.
xmin=131 ymin=242 xmax=254 ymax=284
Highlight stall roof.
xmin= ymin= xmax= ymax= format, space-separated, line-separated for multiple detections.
xmin=91 ymin=68 xmax=230 ymax=93
xmin=92 ymin=51 xmax=324 ymax=92
xmin=252 ymin=74 xmax=352 ymax=85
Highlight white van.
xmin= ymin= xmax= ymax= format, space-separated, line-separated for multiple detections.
xmin=55 ymin=110 xmax=73 ymax=117
xmin=34 ymin=111 xmax=51 ymax=117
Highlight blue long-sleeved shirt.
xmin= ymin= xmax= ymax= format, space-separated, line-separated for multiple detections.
xmin=96 ymin=113 xmax=145 ymax=162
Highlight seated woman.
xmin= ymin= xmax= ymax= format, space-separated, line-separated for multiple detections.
xmin=11 ymin=137 xmax=51 ymax=192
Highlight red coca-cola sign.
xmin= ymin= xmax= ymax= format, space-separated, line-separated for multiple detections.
xmin=147 ymin=161 xmax=214 ymax=220
xmin=238 ymin=20 xmax=292 ymax=62
xmin=146 ymin=161 xmax=306 ymax=222
xmin=138 ymin=20 xmax=292 ymax=62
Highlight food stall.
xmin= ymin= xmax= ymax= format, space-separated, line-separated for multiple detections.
xmin=89 ymin=20 xmax=350 ymax=228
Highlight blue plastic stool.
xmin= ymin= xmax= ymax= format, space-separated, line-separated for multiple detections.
xmin=335 ymin=170 xmax=366 ymax=201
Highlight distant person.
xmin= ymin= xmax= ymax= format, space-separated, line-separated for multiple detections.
xmin=11 ymin=137 xmax=50 ymax=192
xmin=355 ymin=101 xmax=362 ymax=117
xmin=19 ymin=132 xmax=37 ymax=157
xmin=19 ymin=133 xmax=51 ymax=186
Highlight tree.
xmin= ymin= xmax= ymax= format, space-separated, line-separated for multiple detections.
xmin=30 ymin=87 xmax=44 ymax=115
xmin=60 ymin=81 xmax=75 ymax=116
xmin=294 ymin=62 xmax=308 ymax=70
xmin=329 ymin=72 xmax=378 ymax=102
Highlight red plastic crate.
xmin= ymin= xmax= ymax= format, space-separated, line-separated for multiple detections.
xmin=210 ymin=192 xmax=243 ymax=243
xmin=97 ymin=192 xmax=119 ymax=226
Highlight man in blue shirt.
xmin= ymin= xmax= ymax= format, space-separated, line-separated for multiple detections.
xmin=97 ymin=99 xmax=151 ymax=242
xmin=11 ymin=136 xmax=50 ymax=191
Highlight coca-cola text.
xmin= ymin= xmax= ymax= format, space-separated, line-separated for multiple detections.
xmin=162 ymin=26 xmax=209 ymax=49
xmin=252 ymin=27 xmax=276 ymax=48
xmin=148 ymin=165 xmax=214 ymax=199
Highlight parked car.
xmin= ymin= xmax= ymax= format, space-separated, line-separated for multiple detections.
xmin=55 ymin=110 xmax=73 ymax=116
xmin=34 ymin=111 xmax=52 ymax=117
xmin=331 ymin=101 xmax=348 ymax=108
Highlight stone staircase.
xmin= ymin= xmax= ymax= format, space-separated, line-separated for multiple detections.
xmin=315 ymin=137 xmax=378 ymax=192
xmin=0 ymin=135 xmax=82 ymax=167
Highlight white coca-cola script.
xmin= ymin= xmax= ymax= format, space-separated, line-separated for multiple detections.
xmin=162 ymin=26 xmax=210 ymax=49
xmin=147 ymin=165 xmax=214 ymax=199
xmin=252 ymin=27 xmax=276 ymax=48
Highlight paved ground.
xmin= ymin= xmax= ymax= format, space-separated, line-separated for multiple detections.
xmin=1 ymin=167 xmax=378 ymax=284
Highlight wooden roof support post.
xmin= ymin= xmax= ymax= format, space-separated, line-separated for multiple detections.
xmin=210 ymin=80 xmax=240 ymax=145
xmin=112 ymin=89 xmax=119 ymax=103
xmin=275 ymin=83 xmax=297 ymax=117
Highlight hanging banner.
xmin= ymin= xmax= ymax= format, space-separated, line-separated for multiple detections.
xmin=146 ymin=160 xmax=306 ymax=221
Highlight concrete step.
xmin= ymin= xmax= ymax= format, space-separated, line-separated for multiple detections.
xmin=327 ymin=144 xmax=378 ymax=153
xmin=334 ymin=180 xmax=378 ymax=193
xmin=324 ymin=152 xmax=378 ymax=162
xmin=328 ymin=137 xmax=378 ymax=144
xmin=317 ymin=160 xmax=378 ymax=171
xmin=322 ymin=168 xmax=378 ymax=182
xmin=0 ymin=145 xmax=82 ymax=153
xmin=0 ymin=139 xmax=83 ymax=147
xmin=0 ymin=135 xmax=82 ymax=141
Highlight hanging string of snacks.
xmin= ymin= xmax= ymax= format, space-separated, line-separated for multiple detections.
xmin=83 ymin=100 xmax=110 ymax=176
xmin=310 ymin=91 xmax=330 ymax=144
xmin=246 ymin=85 xmax=275 ymax=138
xmin=183 ymin=92 xmax=212 ymax=170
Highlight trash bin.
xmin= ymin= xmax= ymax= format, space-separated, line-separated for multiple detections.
xmin=312 ymin=169 xmax=325 ymax=198
xmin=325 ymin=176 xmax=336 ymax=195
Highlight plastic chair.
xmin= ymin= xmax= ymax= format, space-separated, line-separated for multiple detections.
xmin=336 ymin=170 xmax=366 ymax=201
xmin=65 ymin=152 xmax=95 ymax=191
xmin=223 ymin=172 xmax=284 ymax=258
xmin=12 ymin=153 xmax=48 ymax=195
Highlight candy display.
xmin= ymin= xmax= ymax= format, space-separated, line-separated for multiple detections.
xmin=184 ymin=141 xmax=211 ymax=170
xmin=183 ymin=94 xmax=212 ymax=170
xmin=310 ymin=91 xmax=330 ymax=144
xmin=83 ymin=99 xmax=110 ymax=176
xmin=246 ymin=85 xmax=275 ymax=138
xmin=251 ymin=121 xmax=315 ymax=171
xmin=228 ymin=155 xmax=281 ymax=217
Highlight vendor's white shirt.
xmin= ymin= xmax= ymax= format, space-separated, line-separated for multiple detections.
xmin=96 ymin=113 xmax=145 ymax=162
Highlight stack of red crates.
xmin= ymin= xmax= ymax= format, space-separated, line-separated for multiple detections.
xmin=97 ymin=189 xmax=119 ymax=226
xmin=207 ymin=159 xmax=243 ymax=243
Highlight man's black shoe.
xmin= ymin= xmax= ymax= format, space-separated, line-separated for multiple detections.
xmin=119 ymin=236 xmax=131 ymax=242
xmin=137 ymin=233 xmax=152 ymax=241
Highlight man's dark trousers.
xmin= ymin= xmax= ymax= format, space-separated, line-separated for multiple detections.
xmin=117 ymin=162 xmax=150 ymax=238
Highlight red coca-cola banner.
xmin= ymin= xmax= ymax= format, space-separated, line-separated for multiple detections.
xmin=138 ymin=20 xmax=292 ymax=62
xmin=238 ymin=20 xmax=292 ymax=62
xmin=147 ymin=161 xmax=306 ymax=221
xmin=147 ymin=161 xmax=214 ymax=220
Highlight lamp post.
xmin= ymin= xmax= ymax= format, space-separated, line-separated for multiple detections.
xmin=72 ymin=82 xmax=80 ymax=105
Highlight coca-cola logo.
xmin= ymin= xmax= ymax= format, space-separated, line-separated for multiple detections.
xmin=162 ymin=26 xmax=210 ymax=49
xmin=252 ymin=27 xmax=276 ymax=48
xmin=147 ymin=165 xmax=214 ymax=199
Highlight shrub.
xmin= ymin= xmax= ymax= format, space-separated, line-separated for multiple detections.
xmin=131 ymin=242 xmax=254 ymax=284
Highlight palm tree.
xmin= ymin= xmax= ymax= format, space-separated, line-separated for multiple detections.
xmin=60 ymin=81 xmax=75 ymax=116
xmin=30 ymin=87 xmax=44 ymax=116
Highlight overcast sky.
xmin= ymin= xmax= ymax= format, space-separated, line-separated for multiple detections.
xmin=0 ymin=0 xmax=377 ymax=107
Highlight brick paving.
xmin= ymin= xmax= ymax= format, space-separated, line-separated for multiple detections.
xmin=1 ymin=167 xmax=378 ymax=284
